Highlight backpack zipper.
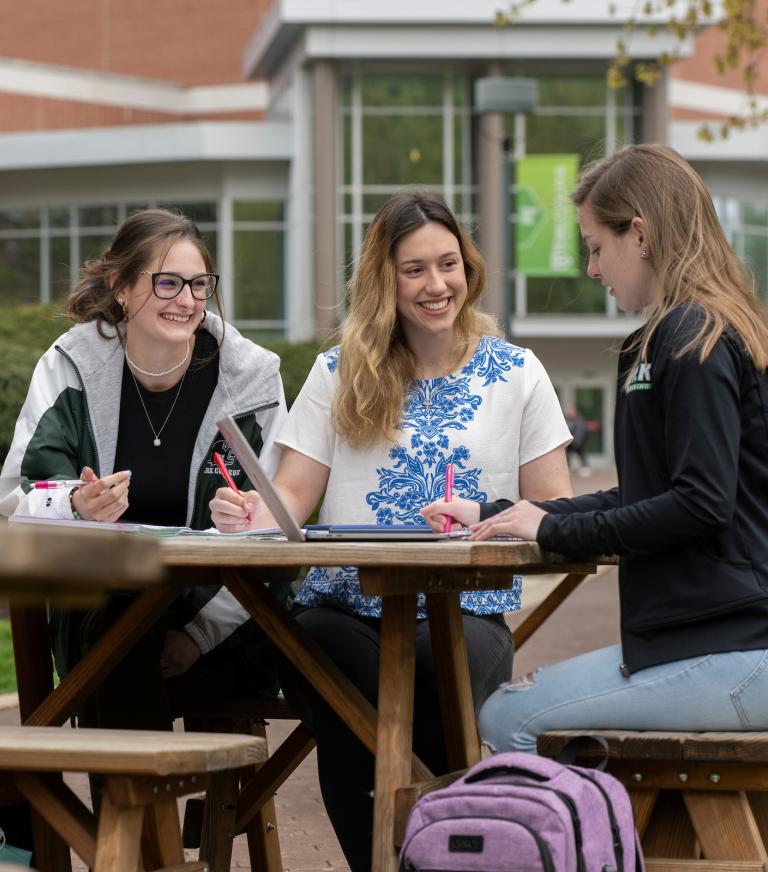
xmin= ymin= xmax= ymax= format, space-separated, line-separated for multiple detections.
xmin=566 ymin=767 xmax=625 ymax=872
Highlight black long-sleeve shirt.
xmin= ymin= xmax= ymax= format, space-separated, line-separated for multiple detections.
xmin=485 ymin=306 xmax=768 ymax=672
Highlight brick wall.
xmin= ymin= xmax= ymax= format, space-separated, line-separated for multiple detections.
xmin=0 ymin=0 xmax=272 ymax=130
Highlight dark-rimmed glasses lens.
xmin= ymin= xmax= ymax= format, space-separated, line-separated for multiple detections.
xmin=150 ymin=272 xmax=219 ymax=300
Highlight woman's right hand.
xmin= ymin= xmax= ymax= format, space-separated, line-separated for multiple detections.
xmin=71 ymin=466 xmax=131 ymax=523
xmin=209 ymin=486 xmax=276 ymax=532
xmin=420 ymin=496 xmax=481 ymax=532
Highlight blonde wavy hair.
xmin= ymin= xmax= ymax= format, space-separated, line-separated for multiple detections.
xmin=334 ymin=193 xmax=500 ymax=448
xmin=572 ymin=144 xmax=768 ymax=389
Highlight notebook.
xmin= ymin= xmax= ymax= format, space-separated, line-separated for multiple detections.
xmin=216 ymin=415 xmax=461 ymax=542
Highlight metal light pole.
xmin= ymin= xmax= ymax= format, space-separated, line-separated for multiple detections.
xmin=474 ymin=77 xmax=538 ymax=337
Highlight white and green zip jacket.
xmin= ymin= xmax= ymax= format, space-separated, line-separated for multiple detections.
xmin=0 ymin=312 xmax=289 ymax=657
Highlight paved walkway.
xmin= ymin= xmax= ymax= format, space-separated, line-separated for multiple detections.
xmin=1 ymin=468 xmax=619 ymax=870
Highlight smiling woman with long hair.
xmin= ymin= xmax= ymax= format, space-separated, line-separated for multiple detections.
xmin=211 ymin=192 xmax=573 ymax=870
xmin=422 ymin=145 xmax=768 ymax=755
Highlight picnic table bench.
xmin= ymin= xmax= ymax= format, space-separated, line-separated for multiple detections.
xmin=538 ymin=729 xmax=768 ymax=871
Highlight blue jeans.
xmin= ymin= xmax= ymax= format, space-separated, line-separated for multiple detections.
xmin=478 ymin=643 xmax=768 ymax=754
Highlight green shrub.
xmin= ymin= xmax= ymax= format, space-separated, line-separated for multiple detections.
xmin=0 ymin=304 xmax=325 ymax=466
xmin=0 ymin=621 xmax=16 ymax=694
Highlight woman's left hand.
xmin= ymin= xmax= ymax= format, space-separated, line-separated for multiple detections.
xmin=468 ymin=500 xmax=547 ymax=541
xmin=160 ymin=629 xmax=202 ymax=678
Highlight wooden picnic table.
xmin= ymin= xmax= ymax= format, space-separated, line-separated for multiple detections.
xmin=6 ymin=528 xmax=601 ymax=871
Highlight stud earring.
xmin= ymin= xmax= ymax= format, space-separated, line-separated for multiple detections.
xmin=640 ymin=249 xmax=648 ymax=259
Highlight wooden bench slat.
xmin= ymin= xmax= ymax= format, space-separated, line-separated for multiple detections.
xmin=0 ymin=726 xmax=267 ymax=775
xmin=538 ymin=730 xmax=768 ymax=763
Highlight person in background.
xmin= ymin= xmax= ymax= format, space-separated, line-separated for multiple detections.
xmin=563 ymin=402 xmax=591 ymax=476
xmin=422 ymin=144 xmax=768 ymax=754
xmin=211 ymin=192 xmax=572 ymax=870
xmin=0 ymin=208 xmax=291 ymax=731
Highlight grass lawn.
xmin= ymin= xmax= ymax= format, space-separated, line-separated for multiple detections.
xmin=0 ymin=620 xmax=16 ymax=693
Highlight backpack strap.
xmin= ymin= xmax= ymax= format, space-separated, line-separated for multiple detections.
xmin=552 ymin=735 xmax=610 ymax=771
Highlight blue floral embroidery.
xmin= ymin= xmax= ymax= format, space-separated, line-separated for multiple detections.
xmin=464 ymin=336 xmax=525 ymax=386
xmin=295 ymin=336 xmax=528 ymax=617
xmin=324 ymin=346 xmax=340 ymax=373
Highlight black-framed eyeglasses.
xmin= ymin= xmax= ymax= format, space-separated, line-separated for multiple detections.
xmin=141 ymin=270 xmax=219 ymax=300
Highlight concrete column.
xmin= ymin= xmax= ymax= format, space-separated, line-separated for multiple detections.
xmin=313 ymin=59 xmax=338 ymax=338
xmin=641 ymin=69 xmax=669 ymax=145
xmin=475 ymin=64 xmax=506 ymax=325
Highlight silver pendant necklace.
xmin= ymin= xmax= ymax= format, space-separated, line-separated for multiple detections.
xmin=129 ymin=367 xmax=187 ymax=447
xmin=126 ymin=340 xmax=190 ymax=378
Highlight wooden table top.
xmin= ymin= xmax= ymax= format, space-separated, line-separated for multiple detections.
xmin=0 ymin=523 xmax=162 ymax=603
xmin=159 ymin=536 xmax=599 ymax=573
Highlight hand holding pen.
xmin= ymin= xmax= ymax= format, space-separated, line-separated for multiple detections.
xmin=68 ymin=467 xmax=132 ymax=523
xmin=212 ymin=452 xmax=253 ymax=525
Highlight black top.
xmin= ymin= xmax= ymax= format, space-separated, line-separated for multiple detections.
xmin=114 ymin=330 xmax=219 ymax=527
xmin=484 ymin=305 xmax=768 ymax=672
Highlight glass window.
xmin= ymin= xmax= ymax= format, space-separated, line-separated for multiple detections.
xmin=233 ymin=201 xmax=284 ymax=223
xmin=232 ymin=230 xmax=284 ymax=321
xmin=158 ymin=202 xmax=217 ymax=224
xmin=49 ymin=236 xmax=73 ymax=301
xmin=526 ymin=275 xmax=607 ymax=314
xmin=0 ymin=208 xmax=38 ymax=232
xmin=524 ymin=115 xmax=606 ymax=163
xmin=362 ymin=115 xmax=443 ymax=186
xmin=79 ymin=234 xmax=113 ymax=265
xmin=77 ymin=206 xmax=118 ymax=228
xmin=538 ymin=77 xmax=607 ymax=107
xmin=743 ymin=232 xmax=767 ymax=301
xmin=48 ymin=207 xmax=71 ymax=229
xmin=742 ymin=203 xmax=768 ymax=226
xmin=0 ymin=239 xmax=41 ymax=304
xmin=361 ymin=74 xmax=443 ymax=107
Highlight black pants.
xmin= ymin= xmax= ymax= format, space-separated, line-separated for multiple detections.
xmin=49 ymin=593 xmax=282 ymax=730
xmin=277 ymin=605 xmax=514 ymax=872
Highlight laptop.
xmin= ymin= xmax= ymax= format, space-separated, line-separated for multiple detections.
xmin=216 ymin=415 xmax=461 ymax=542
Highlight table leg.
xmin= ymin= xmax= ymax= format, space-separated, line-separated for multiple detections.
xmin=372 ymin=593 xmax=417 ymax=872
xmin=9 ymin=606 xmax=73 ymax=872
xmin=426 ymin=592 xmax=481 ymax=770
xmin=222 ymin=569 xmax=432 ymax=782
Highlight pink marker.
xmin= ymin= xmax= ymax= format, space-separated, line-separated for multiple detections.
xmin=34 ymin=479 xmax=85 ymax=489
xmin=443 ymin=463 xmax=455 ymax=534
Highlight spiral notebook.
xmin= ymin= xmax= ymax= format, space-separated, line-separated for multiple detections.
xmin=216 ymin=415 xmax=461 ymax=542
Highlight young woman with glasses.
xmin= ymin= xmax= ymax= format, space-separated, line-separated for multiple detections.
xmin=210 ymin=192 xmax=573 ymax=870
xmin=0 ymin=207 xmax=291 ymax=729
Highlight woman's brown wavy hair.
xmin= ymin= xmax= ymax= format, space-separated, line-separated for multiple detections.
xmin=334 ymin=192 xmax=499 ymax=448
xmin=572 ymin=144 xmax=768 ymax=388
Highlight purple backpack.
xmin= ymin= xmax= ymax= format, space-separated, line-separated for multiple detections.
xmin=399 ymin=741 xmax=644 ymax=872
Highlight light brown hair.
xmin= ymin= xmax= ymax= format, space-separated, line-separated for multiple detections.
xmin=334 ymin=192 xmax=500 ymax=448
xmin=572 ymin=144 xmax=768 ymax=386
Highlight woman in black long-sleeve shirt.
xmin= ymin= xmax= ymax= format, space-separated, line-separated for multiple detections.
xmin=422 ymin=144 xmax=768 ymax=753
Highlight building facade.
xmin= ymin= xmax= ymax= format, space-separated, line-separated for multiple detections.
xmin=0 ymin=0 xmax=764 ymax=466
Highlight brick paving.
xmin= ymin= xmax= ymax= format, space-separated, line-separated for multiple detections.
xmin=1 ymin=468 xmax=619 ymax=870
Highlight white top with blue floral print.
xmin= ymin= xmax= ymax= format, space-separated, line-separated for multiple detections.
xmin=276 ymin=335 xmax=571 ymax=619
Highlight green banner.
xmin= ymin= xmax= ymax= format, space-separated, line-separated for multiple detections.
xmin=516 ymin=154 xmax=579 ymax=277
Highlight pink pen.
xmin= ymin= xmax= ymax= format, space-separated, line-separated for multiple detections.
xmin=34 ymin=479 xmax=85 ymax=489
xmin=443 ymin=463 xmax=455 ymax=534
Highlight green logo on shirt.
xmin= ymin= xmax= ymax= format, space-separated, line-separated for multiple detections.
xmin=628 ymin=362 xmax=652 ymax=392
